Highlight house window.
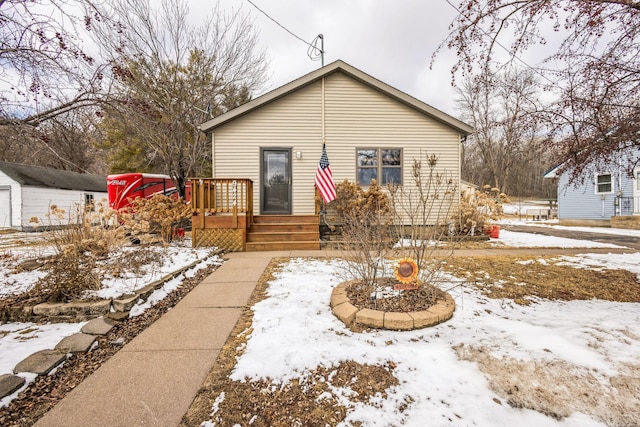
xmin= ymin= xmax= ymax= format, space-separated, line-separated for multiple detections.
xmin=595 ymin=173 xmax=613 ymax=194
xmin=84 ymin=193 xmax=95 ymax=211
xmin=357 ymin=148 xmax=402 ymax=185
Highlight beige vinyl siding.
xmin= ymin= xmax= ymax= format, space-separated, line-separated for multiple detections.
xmin=212 ymin=71 xmax=461 ymax=219
xmin=212 ymin=81 xmax=323 ymax=215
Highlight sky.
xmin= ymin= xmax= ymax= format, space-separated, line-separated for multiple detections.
xmin=203 ymin=0 xmax=464 ymax=116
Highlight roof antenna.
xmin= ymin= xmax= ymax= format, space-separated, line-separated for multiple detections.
xmin=308 ymin=34 xmax=324 ymax=66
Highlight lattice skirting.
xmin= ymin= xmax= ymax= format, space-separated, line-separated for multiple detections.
xmin=192 ymin=228 xmax=245 ymax=251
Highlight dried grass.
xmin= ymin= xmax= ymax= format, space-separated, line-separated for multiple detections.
xmin=455 ymin=344 xmax=640 ymax=427
xmin=442 ymin=255 xmax=640 ymax=304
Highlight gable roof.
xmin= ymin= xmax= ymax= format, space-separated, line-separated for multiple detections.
xmin=199 ymin=60 xmax=473 ymax=135
xmin=0 ymin=161 xmax=107 ymax=192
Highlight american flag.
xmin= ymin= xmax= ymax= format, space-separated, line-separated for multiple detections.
xmin=315 ymin=143 xmax=336 ymax=203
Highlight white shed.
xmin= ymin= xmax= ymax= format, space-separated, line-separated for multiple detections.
xmin=0 ymin=162 xmax=107 ymax=231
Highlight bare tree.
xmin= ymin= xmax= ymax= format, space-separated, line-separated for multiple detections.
xmin=439 ymin=0 xmax=640 ymax=183
xmin=93 ymin=0 xmax=268 ymax=197
xmin=0 ymin=109 xmax=105 ymax=173
xmin=0 ymin=0 xmax=111 ymax=127
xmin=456 ymin=66 xmax=543 ymax=195
xmin=388 ymin=153 xmax=458 ymax=287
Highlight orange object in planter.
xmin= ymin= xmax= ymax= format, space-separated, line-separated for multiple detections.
xmin=489 ymin=225 xmax=500 ymax=238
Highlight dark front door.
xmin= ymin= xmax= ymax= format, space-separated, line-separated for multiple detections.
xmin=261 ymin=148 xmax=291 ymax=214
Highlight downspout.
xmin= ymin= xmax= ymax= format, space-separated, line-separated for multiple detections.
xmin=616 ymin=166 xmax=622 ymax=216
xmin=459 ymin=135 xmax=465 ymax=221
xmin=211 ymin=132 xmax=216 ymax=177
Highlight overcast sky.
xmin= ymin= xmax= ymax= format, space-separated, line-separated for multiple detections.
xmin=204 ymin=0 xmax=463 ymax=116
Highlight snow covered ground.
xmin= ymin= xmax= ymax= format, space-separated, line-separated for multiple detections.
xmin=2 ymin=228 xmax=639 ymax=425
xmin=0 ymin=238 xmax=222 ymax=407
xmin=493 ymin=229 xmax=625 ymax=248
xmin=216 ymin=254 xmax=640 ymax=426
xmin=499 ymin=219 xmax=640 ymax=238
xmin=0 ymin=240 xmax=219 ymax=298
xmin=205 ymin=226 xmax=639 ymax=426
xmin=501 ymin=200 xmax=552 ymax=216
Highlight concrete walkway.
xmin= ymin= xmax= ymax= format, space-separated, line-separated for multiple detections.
xmin=34 ymin=251 xmax=282 ymax=427
xmin=33 ymin=245 xmax=634 ymax=426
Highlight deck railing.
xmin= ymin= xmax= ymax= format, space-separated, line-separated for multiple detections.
xmin=190 ymin=178 xmax=253 ymax=228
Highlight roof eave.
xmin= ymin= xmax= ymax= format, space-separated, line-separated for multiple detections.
xmin=543 ymin=165 xmax=560 ymax=179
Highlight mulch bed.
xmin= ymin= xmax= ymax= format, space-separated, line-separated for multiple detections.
xmin=345 ymin=277 xmax=446 ymax=312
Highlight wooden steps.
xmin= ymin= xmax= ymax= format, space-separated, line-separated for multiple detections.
xmin=245 ymin=215 xmax=320 ymax=251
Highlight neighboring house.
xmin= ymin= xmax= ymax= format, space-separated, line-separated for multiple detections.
xmin=194 ymin=60 xmax=473 ymax=250
xmin=0 ymin=162 xmax=107 ymax=231
xmin=544 ymin=147 xmax=640 ymax=223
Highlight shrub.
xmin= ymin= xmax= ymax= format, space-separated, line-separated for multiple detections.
xmin=19 ymin=200 xmax=127 ymax=302
xmin=456 ymin=185 xmax=510 ymax=235
xmin=30 ymin=199 xmax=124 ymax=257
xmin=333 ymin=179 xmax=393 ymax=289
xmin=27 ymin=246 xmax=102 ymax=302
xmin=118 ymin=194 xmax=191 ymax=243
xmin=388 ymin=153 xmax=458 ymax=286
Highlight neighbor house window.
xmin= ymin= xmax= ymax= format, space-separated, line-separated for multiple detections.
xmin=357 ymin=148 xmax=402 ymax=185
xmin=84 ymin=193 xmax=95 ymax=211
xmin=595 ymin=173 xmax=613 ymax=194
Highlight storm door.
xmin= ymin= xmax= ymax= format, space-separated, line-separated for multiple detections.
xmin=261 ymin=148 xmax=292 ymax=214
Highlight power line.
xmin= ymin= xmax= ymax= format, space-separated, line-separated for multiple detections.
xmin=245 ymin=0 xmax=321 ymax=52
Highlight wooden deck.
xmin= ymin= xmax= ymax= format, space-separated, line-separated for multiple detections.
xmin=190 ymin=178 xmax=320 ymax=251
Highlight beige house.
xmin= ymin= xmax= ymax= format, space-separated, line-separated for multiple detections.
xmin=194 ymin=60 xmax=472 ymax=251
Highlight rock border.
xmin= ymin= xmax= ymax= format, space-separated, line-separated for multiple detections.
xmin=3 ymin=254 xmax=219 ymax=323
xmin=0 ymin=317 xmax=115 ymax=400
xmin=330 ymin=280 xmax=455 ymax=331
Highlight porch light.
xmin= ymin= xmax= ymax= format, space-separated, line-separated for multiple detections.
xmin=295 ymin=151 xmax=302 ymax=159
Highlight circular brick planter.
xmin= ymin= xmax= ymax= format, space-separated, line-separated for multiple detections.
xmin=330 ymin=280 xmax=455 ymax=331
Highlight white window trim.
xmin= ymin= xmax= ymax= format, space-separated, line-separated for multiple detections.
xmin=594 ymin=172 xmax=614 ymax=195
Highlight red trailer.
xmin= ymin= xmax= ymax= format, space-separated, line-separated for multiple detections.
xmin=107 ymin=173 xmax=188 ymax=211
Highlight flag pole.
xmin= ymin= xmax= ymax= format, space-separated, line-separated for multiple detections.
xmin=321 ymin=77 xmax=326 ymax=146
xmin=315 ymin=75 xmax=336 ymax=205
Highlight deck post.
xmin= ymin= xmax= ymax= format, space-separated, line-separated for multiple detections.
xmin=200 ymin=179 xmax=205 ymax=229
